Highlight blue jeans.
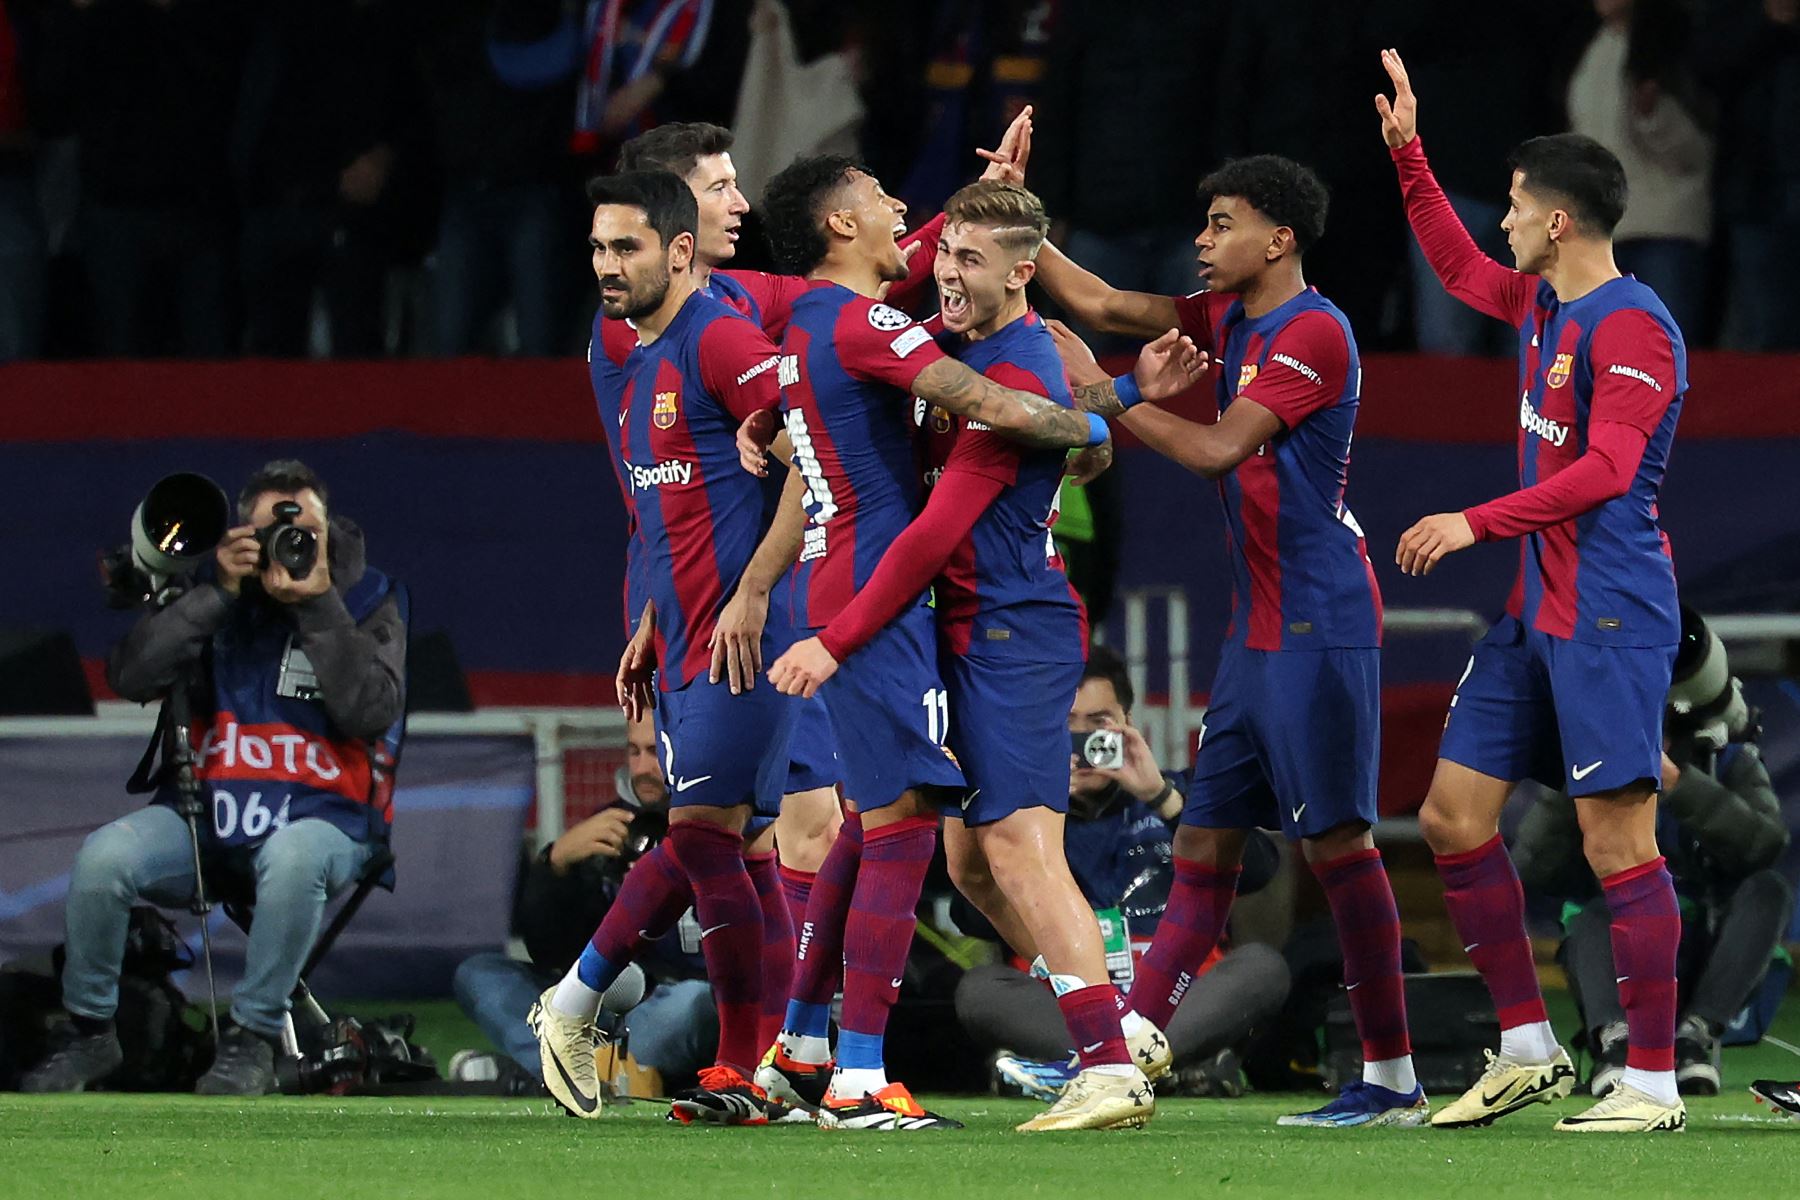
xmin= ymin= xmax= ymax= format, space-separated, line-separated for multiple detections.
xmin=431 ymin=180 xmax=569 ymax=357
xmin=451 ymin=951 xmax=718 ymax=1079
xmin=1616 ymin=238 xmax=1706 ymax=346
xmin=1409 ymin=189 xmax=1513 ymax=355
xmin=61 ymin=806 xmax=374 ymax=1039
xmin=1062 ymin=225 xmax=1204 ymax=353
xmin=0 ymin=172 xmax=46 ymax=361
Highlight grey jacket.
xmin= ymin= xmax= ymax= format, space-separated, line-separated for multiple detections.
xmin=107 ymin=516 xmax=405 ymax=741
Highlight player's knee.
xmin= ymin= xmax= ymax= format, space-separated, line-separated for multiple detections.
xmin=1417 ymin=792 xmax=1482 ymax=855
xmin=1578 ymin=829 xmax=1653 ymax=881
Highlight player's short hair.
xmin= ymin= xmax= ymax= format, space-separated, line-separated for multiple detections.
xmin=239 ymin=459 xmax=328 ymax=520
xmin=616 ymin=122 xmax=735 ymax=181
xmin=1196 ymin=155 xmax=1330 ymax=254
xmin=585 ymin=170 xmax=699 ymax=252
xmin=944 ymin=181 xmax=1049 ymax=261
xmin=1081 ymin=645 xmax=1135 ymax=714
xmin=760 ymin=153 xmax=867 ymax=275
xmin=1507 ymin=134 xmax=1628 ymax=237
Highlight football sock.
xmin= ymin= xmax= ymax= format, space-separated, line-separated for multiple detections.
xmin=746 ymin=850 xmax=794 ymax=1054
xmin=1436 ymin=834 xmax=1552 ymax=1054
xmin=781 ymin=812 xmax=863 ymax=1059
xmin=830 ymin=1060 xmax=889 ymax=1101
xmin=1604 ymin=857 xmax=1680 ymax=1105
xmin=1313 ymin=848 xmax=1415 ymax=1070
xmin=1126 ymin=858 xmax=1239 ymax=1031
xmin=779 ymin=863 xmax=817 ymax=936
xmin=552 ymin=841 xmax=690 ymax=1018
xmin=835 ymin=815 xmax=936 ymax=1080
xmin=667 ymin=820 xmax=765 ymax=1074
xmin=1057 ymin=982 xmax=1133 ymax=1071
xmin=1363 ymin=1057 xmax=1419 ymax=1095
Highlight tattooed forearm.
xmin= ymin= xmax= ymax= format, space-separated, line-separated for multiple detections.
xmin=913 ymin=358 xmax=1094 ymax=449
xmin=1072 ymin=379 xmax=1124 ymax=417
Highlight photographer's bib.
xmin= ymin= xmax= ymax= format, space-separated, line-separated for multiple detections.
xmin=160 ymin=570 xmax=402 ymax=848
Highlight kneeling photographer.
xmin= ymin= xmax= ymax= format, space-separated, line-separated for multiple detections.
xmin=23 ymin=461 xmax=405 ymax=1096
xmin=1515 ymin=607 xmax=1791 ymax=1098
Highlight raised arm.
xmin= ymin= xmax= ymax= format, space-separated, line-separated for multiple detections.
xmin=1378 ymin=48 xmax=1535 ymax=324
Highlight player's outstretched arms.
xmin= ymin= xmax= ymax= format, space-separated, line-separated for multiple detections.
xmin=1049 ymin=323 xmax=1208 ymax=416
xmin=911 ymin=356 xmax=1108 ymax=450
xmin=1377 ymin=48 xmax=1533 ymax=324
xmin=1035 ymin=241 xmax=1185 ymax=341
xmin=617 ymin=600 xmax=657 ymax=722
xmin=710 ymin=469 xmax=807 ymax=693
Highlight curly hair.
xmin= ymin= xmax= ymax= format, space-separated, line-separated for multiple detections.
xmin=759 ymin=154 xmax=866 ymax=275
xmin=1195 ymin=155 xmax=1330 ymax=254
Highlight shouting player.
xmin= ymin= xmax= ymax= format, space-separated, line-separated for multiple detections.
xmin=1379 ymin=48 xmax=1688 ymax=1134
xmin=532 ymin=171 xmax=790 ymax=1125
xmin=769 ymin=182 xmax=1176 ymax=1132
xmin=744 ymin=154 xmax=1120 ymax=1131
xmin=1034 ymin=153 xmax=1429 ymax=1128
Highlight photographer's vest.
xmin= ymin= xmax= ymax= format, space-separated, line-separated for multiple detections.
xmin=159 ymin=570 xmax=406 ymax=849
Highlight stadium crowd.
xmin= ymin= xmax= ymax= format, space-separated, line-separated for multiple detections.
xmin=0 ymin=0 xmax=1796 ymax=362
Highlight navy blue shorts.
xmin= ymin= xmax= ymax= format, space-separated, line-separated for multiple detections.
xmin=942 ymin=654 xmax=1082 ymax=827
xmin=653 ymin=675 xmax=792 ymax=825
xmin=1438 ymin=615 xmax=1674 ymax=795
xmin=1184 ymin=644 xmax=1380 ymax=840
xmin=817 ymin=600 xmax=965 ymax=810
xmin=784 ymin=694 xmax=841 ymax=794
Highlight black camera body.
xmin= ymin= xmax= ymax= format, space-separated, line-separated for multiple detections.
xmin=255 ymin=500 xmax=320 ymax=580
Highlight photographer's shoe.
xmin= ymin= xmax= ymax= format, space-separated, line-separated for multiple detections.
xmin=1431 ymin=1048 xmax=1576 ymax=1127
xmin=1016 ymin=1066 xmax=1155 ymax=1131
xmin=1674 ymin=1015 xmax=1721 ymax=1096
xmin=669 ymin=1065 xmax=777 ymax=1126
xmin=528 ymin=986 xmax=604 ymax=1119
xmin=1554 ymin=1082 xmax=1686 ymax=1133
xmin=19 ymin=1021 xmax=123 ymax=1093
xmin=196 ymin=1024 xmax=276 ymax=1096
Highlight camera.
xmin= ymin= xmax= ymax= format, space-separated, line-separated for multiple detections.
xmin=100 ymin=472 xmax=232 ymax=608
xmin=255 ymin=500 xmax=320 ymax=580
xmin=1071 ymin=728 xmax=1125 ymax=771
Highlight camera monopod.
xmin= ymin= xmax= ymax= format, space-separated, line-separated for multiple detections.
xmin=160 ymin=677 xmax=223 ymax=1048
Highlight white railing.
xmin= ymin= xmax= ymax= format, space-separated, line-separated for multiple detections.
xmin=0 ymin=705 xmax=626 ymax=849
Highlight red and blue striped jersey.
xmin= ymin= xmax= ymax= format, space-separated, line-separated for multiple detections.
xmin=591 ymin=290 xmax=783 ymax=689
xmin=915 ymin=311 xmax=1087 ymax=660
xmin=1391 ymin=139 xmax=1685 ymax=646
xmin=780 ymin=280 xmax=951 ymax=630
xmin=1173 ymin=287 xmax=1382 ymax=652
xmin=1478 ymin=276 xmax=1684 ymax=644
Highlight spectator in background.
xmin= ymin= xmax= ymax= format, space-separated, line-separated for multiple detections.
xmin=1697 ymin=0 xmax=1800 ymax=350
xmin=451 ymin=711 xmax=718 ymax=1091
xmin=1030 ymin=0 xmax=1214 ymax=349
xmin=1567 ymin=0 xmax=1713 ymax=341
xmin=1371 ymin=0 xmax=1566 ymax=354
xmin=417 ymin=0 xmax=583 ymax=357
xmin=233 ymin=0 xmax=419 ymax=358
xmin=34 ymin=0 xmax=245 ymax=358
xmin=955 ymin=649 xmax=1291 ymax=1099
xmin=0 ymin=0 xmax=44 ymax=362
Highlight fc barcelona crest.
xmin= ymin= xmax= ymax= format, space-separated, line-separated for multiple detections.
xmin=1237 ymin=363 xmax=1259 ymax=393
xmin=1547 ymin=353 xmax=1573 ymax=389
xmin=652 ymin=390 xmax=679 ymax=429
xmin=930 ymin=405 xmax=952 ymax=433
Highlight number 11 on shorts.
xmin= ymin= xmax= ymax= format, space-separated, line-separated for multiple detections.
xmin=922 ymin=687 xmax=949 ymax=745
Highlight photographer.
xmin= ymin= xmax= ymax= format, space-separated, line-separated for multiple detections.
xmin=954 ymin=648 xmax=1290 ymax=1096
xmin=451 ymin=711 xmax=717 ymax=1091
xmin=1515 ymin=609 xmax=1791 ymax=1098
xmin=22 ymin=461 xmax=405 ymax=1096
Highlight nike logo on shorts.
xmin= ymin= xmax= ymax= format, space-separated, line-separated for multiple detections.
xmin=1291 ymin=803 xmax=1307 ymax=823
xmin=674 ymin=774 xmax=715 ymax=793
xmin=1570 ymin=761 xmax=1603 ymax=781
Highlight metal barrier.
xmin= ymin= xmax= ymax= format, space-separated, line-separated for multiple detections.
xmin=0 ymin=705 xmax=626 ymax=850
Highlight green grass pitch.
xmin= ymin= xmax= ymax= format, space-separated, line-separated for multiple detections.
xmin=6 ymin=995 xmax=1797 ymax=1199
